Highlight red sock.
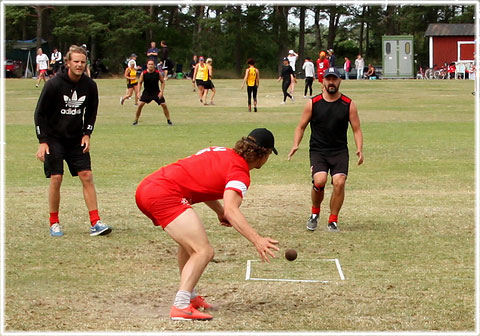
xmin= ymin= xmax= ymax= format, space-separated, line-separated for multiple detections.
xmin=311 ymin=207 xmax=320 ymax=215
xmin=49 ymin=212 xmax=59 ymax=225
xmin=329 ymin=214 xmax=338 ymax=223
xmin=89 ymin=210 xmax=100 ymax=226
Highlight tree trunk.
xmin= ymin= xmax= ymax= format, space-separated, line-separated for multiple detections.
xmin=148 ymin=5 xmax=154 ymax=41
xmin=33 ymin=6 xmax=45 ymax=49
xmin=298 ymin=7 xmax=305 ymax=65
xmin=273 ymin=5 xmax=290 ymax=66
xmin=358 ymin=5 xmax=366 ymax=55
xmin=314 ymin=7 xmax=323 ymax=50
xmin=233 ymin=6 xmax=242 ymax=76
xmin=192 ymin=5 xmax=204 ymax=52
xmin=168 ymin=6 xmax=178 ymax=27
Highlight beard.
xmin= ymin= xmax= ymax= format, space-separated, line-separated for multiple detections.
xmin=326 ymin=84 xmax=338 ymax=94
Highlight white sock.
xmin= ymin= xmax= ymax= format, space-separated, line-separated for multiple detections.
xmin=191 ymin=289 xmax=198 ymax=299
xmin=173 ymin=290 xmax=191 ymax=309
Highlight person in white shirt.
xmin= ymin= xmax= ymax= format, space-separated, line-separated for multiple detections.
xmin=287 ymin=49 xmax=298 ymax=94
xmin=50 ymin=47 xmax=62 ymax=74
xmin=302 ymin=57 xmax=315 ymax=98
xmin=355 ymin=54 xmax=365 ymax=80
xmin=35 ymin=48 xmax=49 ymax=88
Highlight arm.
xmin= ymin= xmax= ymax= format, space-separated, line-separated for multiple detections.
xmin=223 ymin=190 xmax=279 ymax=262
xmin=241 ymin=69 xmax=248 ymax=89
xmin=82 ymin=81 xmax=99 ymax=148
xmin=158 ymin=74 xmax=166 ymax=97
xmin=34 ymin=84 xmax=52 ymax=161
xmin=192 ymin=64 xmax=198 ymax=83
xmin=124 ymin=67 xmax=133 ymax=80
xmin=137 ymin=72 xmax=144 ymax=92
xmin=256 ymin=69 xmax=260 ymax=87
xmin=204 ymin=200 xmax=231 ymax=227
xmin=288 ymin=99 xmax=312 ymax=160
xmin=349 ymin=101 xmax=364 ymax=165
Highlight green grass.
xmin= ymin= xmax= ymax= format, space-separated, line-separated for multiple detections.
xmin=4 ymin=77 xmax=476 ymax=332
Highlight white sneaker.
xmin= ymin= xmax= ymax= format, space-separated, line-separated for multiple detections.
xmin=280 ymin=102 xmax=286 ymax=105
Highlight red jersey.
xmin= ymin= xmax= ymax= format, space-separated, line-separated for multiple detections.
xmin=316 ymin=58 xmax=330 ymax=75
xmin=143 ymin=147 xmax=250 ymax=204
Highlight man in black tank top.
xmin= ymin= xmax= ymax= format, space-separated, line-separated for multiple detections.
xmin=133 ymin=60 xmax=172 ymax=126
xmin=288 ymin=67 xmax=364 ymax=232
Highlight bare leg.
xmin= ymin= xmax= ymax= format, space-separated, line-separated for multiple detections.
xmin=330 ymin=174 xmax=346 ymax=216
xmin=209 ymin=88 xmax=216 ymax=104
xmin=160 ymin=103 xmax=171 ymax=121
xmin=134 ymin=102 xmax=146 ymax=123
xmin=49 ymin=174 xmax=63 ymax=213
xmin=78 ymin=170 xmax=98 ymax=212
xmin=312 ymin=172 xmax=327 ymax=208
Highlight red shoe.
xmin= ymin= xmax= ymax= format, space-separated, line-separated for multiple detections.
xmin=191 ymin=295 xmax=213 ymax=310
xmin=170 ymin=304 xmax=213 ymax=321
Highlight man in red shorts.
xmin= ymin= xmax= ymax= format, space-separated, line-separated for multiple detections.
xmin=136 ymin=128 xmax=279 ymax=321
xmin=316 ymin=51 xmax=329 ymax=90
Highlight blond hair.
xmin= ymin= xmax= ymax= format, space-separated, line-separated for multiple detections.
xmin=65 ymin=45 xmax=87 ymax=61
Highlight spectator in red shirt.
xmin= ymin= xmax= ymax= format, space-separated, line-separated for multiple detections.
xmin=135 ymin=128 xmax=279 ymax=321
xmin=448 ymin=62 xmax=456 ymax=79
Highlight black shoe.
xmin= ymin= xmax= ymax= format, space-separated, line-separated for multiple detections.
xmin=254 ymin=107 xmax=257 ymax=112
xmin=167 ymin=119 xmax=173 ymax=125
xmin=327 ymin=222 xmax=339 ymax=232
xmin=132 ymin=120 xmax=138 ymax=126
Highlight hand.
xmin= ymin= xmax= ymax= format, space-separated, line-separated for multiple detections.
xmin=287 ymin=146 xmax=298 ymax=161
xmin=217 ymin=214 xmax=232 ymax=227
xmin=81 ymin=135 xmax=90 ymax=153
xmin=36 ymin=143 xmax=50 ymax=162
xmin=357 ymin=150 xmax=364 ymax=165
xmin=254 ymin=236 xmax=279 ymax=262
xmin=158 ymin=91 xmax=164 ymax=99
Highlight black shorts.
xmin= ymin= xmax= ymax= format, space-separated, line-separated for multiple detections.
xmin=140 ymin=92 xmax=166 ymax=105
xmin=44 ymin=138 xmax=91 ymax=178
xmin=310 ymin=150 xmax=349 ymax=177
xmin=195 ymin=79 xmax=204 ymax=87
xmin=127 ymin=82 xmax=138 ymax=89
xmin=203 ymin=80 xmax=215 ymax=90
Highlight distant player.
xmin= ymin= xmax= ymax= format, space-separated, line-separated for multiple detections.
xmin=316 ymin=51 xmax=329 ymax=90
xmin=192 ymin=56 xmax=206 ymax=103
xmin=241 ymin=58 xmax=260 ymax=112
xmin=35 ymin=48 xmax=49 ymax=88
xmin=133 ymin=59 xmax=172 ymax=126
xmin=202 ymin=58 xmax=216 ymax=105
xmin=288 ymin=67 xmax=364 ymax=232
xmin=136 ymin=128 xmax=280 ymax=321
xmin=302 ymin=57 xmax=315 ymax=98
xmin=278 ymin=57 xmax=296 ymax=104
xmin=120 ymin=60 xmax=140 ymax=105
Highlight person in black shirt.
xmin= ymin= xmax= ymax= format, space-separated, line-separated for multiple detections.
xmin=288 ymin=67 xmax=364 ymax=232
xmin=34 ymin=45 xmax=112 ymax=237
xmin=277 ymin=57 xmax=296 ymax=104
xmin=133 ymin=59 xmax=172 ymax=126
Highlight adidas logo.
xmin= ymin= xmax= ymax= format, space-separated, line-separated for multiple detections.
xmin=64 ymin=90 xmax=86 ymax=108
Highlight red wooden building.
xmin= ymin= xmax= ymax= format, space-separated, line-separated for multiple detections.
xmin=425 ymin=23 xmax=475 ymax=68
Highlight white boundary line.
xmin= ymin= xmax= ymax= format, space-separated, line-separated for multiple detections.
xmin=246 ymin=259 xmax=345 ymax=283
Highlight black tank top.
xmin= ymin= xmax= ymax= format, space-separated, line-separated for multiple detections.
xmin=309 ymin=93 xmax=351 ymax=154
xmin=142 ymin=70 xmax=160 ymax=93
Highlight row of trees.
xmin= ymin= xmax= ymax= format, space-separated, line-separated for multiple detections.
xmin=5 ymin=5 xmax=475 ymax=77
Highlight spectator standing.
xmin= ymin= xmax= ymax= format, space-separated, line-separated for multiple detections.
xmin=287 ymin=50 xmax=298 ymax=94
xmin=189 ymin=55 xmax=198 ymax=91
xmin=302 ymin=57 xmax=315 ymax=98
xmin=35 ymin=48 xmax=49 ymax=88
xmin=50 ymin=47 xmax=63 ymax=74
xmin=355 ymin=54 xmax=364 ymax=80
xmin=147 ymin=41 xmax=159 ymax=65
xmin=327 ymin=49 xmax=336 ymax=68
xmin=34 ymin=45 xmax=112 ymax=237
xmin=343 ymin=57 xmax=351 ymax=80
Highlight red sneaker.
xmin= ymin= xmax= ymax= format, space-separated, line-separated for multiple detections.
xmin=170 ymin=304 xmax=213 ymax=321
xmin=191 ymin=295 xmax=213 ymax=310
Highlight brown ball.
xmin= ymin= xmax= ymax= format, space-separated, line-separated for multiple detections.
xmin=285 ymin=249 xmax=297 ymax=261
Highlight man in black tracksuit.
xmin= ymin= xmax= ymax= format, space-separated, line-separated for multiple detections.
xmin=34 ymin=45 xmax=112 ymax=237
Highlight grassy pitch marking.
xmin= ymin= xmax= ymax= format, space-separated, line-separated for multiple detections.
xmin=245 ymin=258 xmax=345 ymax=283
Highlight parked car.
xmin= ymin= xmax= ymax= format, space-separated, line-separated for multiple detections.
xmin=4 ymin=59 xmax=22 ymax=78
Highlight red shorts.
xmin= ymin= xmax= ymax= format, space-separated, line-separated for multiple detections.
xmin=135 ymin=177 xmax=191 ymax=229
xmin=39 ymin=69 xmax=47 ymax=75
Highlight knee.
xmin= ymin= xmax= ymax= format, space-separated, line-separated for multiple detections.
xmin=78 ymin=170 xmax=94 ymax=184
xmin=199 ymin=245 xmax=214 ymax=262
xmin=50 ymin=175 xmax=63 ymax=188
xmin=332 ymin=177 xmax=346 ymax=190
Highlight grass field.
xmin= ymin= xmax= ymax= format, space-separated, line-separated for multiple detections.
xmin=3 ymin=76 xmax=476 ymax=333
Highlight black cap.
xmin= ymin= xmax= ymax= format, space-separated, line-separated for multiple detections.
xmin=247 ymin=128 xmax=278 ymax=155
xmin=324 ymin=67 xmax=340 ymax=78
xmin=130 ymin=53 xmax=137 ymax=57
xmin=283 ymin=57 xmax=289 ymax=62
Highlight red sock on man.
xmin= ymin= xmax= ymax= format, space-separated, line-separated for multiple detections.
xmin=328 ymin=214 xmax=338 ymax=223
xmin=311 ymin=207 xmax=320 ymax=215
xmin=89 ymin=210 xmax=100 ymax=226
xmin=49 ymin=212 xmax=59 ymax=225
